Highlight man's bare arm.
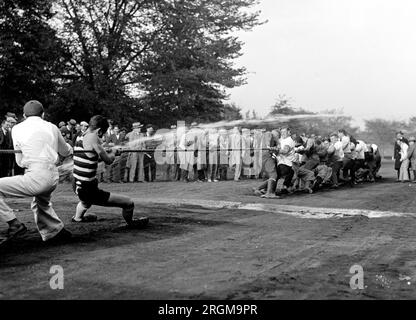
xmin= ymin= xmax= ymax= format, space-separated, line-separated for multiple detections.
xmin=87 ymin=134 xmax=115 ymax=165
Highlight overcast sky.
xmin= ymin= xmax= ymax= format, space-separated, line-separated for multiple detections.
xmin=228 ymin=0 xmax=416 ymax=126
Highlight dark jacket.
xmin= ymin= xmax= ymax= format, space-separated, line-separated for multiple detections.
xmin=107 ymin=133 xmax=126 ymax=146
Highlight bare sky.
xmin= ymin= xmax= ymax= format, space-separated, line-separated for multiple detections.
xmin=228 ymin=0 xmax=416 ymax=126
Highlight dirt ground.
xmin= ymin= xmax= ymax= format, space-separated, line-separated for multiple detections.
xmin=2 ymin=160 xmax=416 ymax=300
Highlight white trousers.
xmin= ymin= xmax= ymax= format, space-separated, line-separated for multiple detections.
xmin=0 ymin=164 xmax=63 ymax=241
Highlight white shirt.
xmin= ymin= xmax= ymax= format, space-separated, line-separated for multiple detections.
xmin=208 ymin=133 xmax=219 ymax=148
xmin=12 ymin=116 xmax=72 ymax=168
xmin=334 ymin=141 xmax=344 ymax=160
xmin=341 ymin=136 xmax=352 ymax=153
xmin=355 ymin=140 xmax=367 ymax=160
xmin=277 ymin=137 xmax=296 ymax=167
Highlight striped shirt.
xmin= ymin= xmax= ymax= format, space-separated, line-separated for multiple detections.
xmin=73 ymin=133 xmax=99 ymax=182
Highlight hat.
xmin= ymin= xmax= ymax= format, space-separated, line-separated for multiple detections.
xmin=60 ymin=126 xmax=69 ymax=133
xmin=58 ymin=121 xmax=65 ymax=127
xmin=132 ymin=122 xmax=143 ymax=128
xmin=80 ymin=121 xmax=89 ymax=127
xmin=23 ymin=100 xmax=44 ymax=117
xmin=409 ymin=136 xmax=416 ymax=142
xmin=190 ymin=122 xmax=198 ymax=128
xmin=6 ymin=116 xmax=17 ymax=124
xmin=68 ymin=119 xmax=76 ymax=125
xmin=6 ymin=112 xmax=17 ymax=120
xmin=146 ymin=124 xmax=154 ymax=130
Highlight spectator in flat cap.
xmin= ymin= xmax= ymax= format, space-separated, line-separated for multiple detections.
xmin=60 ymin=126 xmax=74 ymax=147
xmin=5 ymin=112 xmax=17 ymax=120
xmin=132 ymin=122 xmax=143 ymax=129
xmin=65 ymin=119 xmax=77 ymax=142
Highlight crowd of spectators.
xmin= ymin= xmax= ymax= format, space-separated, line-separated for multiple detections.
xmin=0 ymin=115 xmax=384 ymax=195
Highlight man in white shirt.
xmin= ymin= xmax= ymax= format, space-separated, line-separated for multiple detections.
xmin=0 ymin=100 xmax=73 ymax=243
xmin=338 ymin=129 xmax=355 ymax=185
xmin=353 ymin=139 xmax=367 ymax=179
xmin=276 ymin=127 xmax=296 ymax=193
xmin=327 ymin=133 xmax=344 ymax=188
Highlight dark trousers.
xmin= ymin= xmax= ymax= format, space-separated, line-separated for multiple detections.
xmin=144 ymin=156 xmax=156 ymax=182
xmin=166 ymin=164 xmax=179 ymax=181
xmin=0 ymin=155 xmax=11 ymax=177
xmin=342 ymin=158 xmax=356 ymax=183
xmin=329 ymin=161 xmax=343 ymax=185
xmin=218 ymin=165 xmax=228 ymax=180
xmin=353 ymin=159 xmax=365 ymax=180
xmin=176 ymin=165 xmax=181 ymax=181
xmin=197 ymin=169 xmax=205 ymax=181
xmin=276 ymin=164 xmax=294 ymax=188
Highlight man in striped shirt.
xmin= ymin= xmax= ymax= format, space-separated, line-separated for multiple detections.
xmin=72 ymin=115 xmax=148 ymax=228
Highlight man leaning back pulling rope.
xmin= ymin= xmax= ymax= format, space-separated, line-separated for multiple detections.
xmin=0 ymin=100 xmax=73 ymax=243
xmin=71 ymin=115 xmax=149 ymax=228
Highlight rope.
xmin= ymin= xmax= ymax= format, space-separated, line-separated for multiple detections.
xmin=0 ymin=148 xmax=276 ymax=154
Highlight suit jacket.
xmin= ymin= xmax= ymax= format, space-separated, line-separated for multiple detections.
xmin=0 ymin=128 xmax=12 ymax=150
xmin=107 ymin=133 xmax=126 ymax=146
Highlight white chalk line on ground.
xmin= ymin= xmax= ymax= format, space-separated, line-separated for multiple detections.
xmin=131 ymin=197 xmax=416 ymax=219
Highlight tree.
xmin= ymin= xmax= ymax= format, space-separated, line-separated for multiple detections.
xmin=361 ymin=118 xmax=408 ymax=156
xmin=47 ymin=0 xmax=164 ymax=123
xmin=139 ymin=0 xmax=262 ymax=126
xmin=267 ymin=95 xmax=359 ymax=137
xmin=221 ymin=103 xmax=242 ymax=121
xmin=0 ymin=0 xmax=66 ymax=116
xmin=49 ymin=0 xmax=262 ymax=126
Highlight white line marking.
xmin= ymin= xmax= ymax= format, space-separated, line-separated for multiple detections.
xmin=132 ymin=197 xmax=415 ymax=219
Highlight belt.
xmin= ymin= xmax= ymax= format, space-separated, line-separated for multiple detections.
xmin=26 ymin=163 xmax=57 ymax=171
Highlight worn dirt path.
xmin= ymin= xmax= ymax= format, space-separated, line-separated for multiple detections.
xmin=1 ymin=162 xmax=416 ymax=299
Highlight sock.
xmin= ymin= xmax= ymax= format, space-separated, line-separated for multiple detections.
xmin=122 ymin=202 xmax=135 ymax=224
xmin=75 ymin=202 xmax=89 ymax=220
